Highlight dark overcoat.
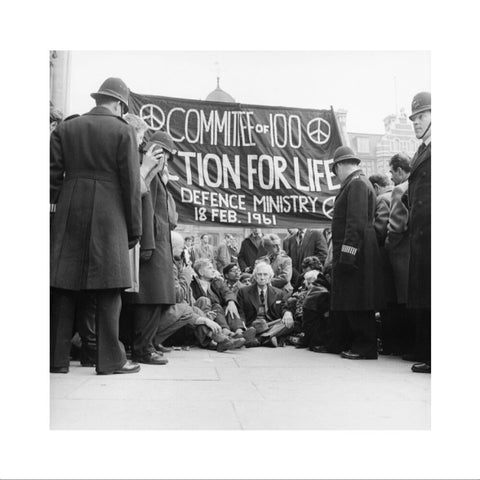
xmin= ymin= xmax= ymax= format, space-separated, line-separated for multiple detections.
xmin=237 ymin=236 xmax=267 ymax=272
xmin=406 ymin=142 xmax=431 ymax=309
xmin=237 ymin=284 xmax=286 ymax=327
xmin=385 ymin=181 xmax=410 ymax=304
xmin=50 ymin=106 xmax=141 ymax=291
xmin=126 ymin=174 xmax=176 ymax=305
xmin=330 ymin=170 xmax=384 ymax=311
xmin=283 ymin=229 xmax=328 ymax=272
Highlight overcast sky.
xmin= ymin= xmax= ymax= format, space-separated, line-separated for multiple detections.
xmin=67 ymin=51 xmax=430 ymax=134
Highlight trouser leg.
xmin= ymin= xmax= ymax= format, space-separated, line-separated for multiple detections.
xmin=303 ymin=308 xmax=329 ymax=347
xmin=155 ymin=304 xmax=193 ymax=345
xmin=260 ymin=322 xmax=293 ymax=341
xmin=326 ymin=311 xmax=350 ymax=353
xmin=348 ymin=310 xmax=378 ymax=358
xmin=414 ymin=308 xmax=431 ymax=364
xmin=51 ymin=288 xmax=77 ymax=368
xmin=94 ymin=289 xmax=126 ymax=373
xmin=132 ymin=304 xmax=163 ymax=359
xmin=76 ymin=291 xmax=97 ymax=365
xmin=119 ymin=303 xmax=134 ymax=352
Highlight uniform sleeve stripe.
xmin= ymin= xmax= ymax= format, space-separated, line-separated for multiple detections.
xmin=50 ymin=204 xmax=56 ymax=213
xmin=341 ymin=244 xmax=357 ymax=255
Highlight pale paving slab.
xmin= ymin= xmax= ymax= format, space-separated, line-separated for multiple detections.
xmin=51 ymin=345 xmax=430 ymax=430
xmin=233 ymin=398 xmax=430 ymax=430
xmin=65 ymin=378 xmax=262 ymax=401
xmin=51 ymin=399 xmax=241 ymax=429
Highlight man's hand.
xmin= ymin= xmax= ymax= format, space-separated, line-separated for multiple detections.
xmin=222 ymin=328 xmax=232 ymax=337
xmin=202 ymin=318 xmax=221 ymax=334
xmin=225 ymin=301 xmax=239 ymax=319
xmin=234 ymin=328 xmax=244 ymax=336
xmin=282 ymin=312 xmax=294 ymax=329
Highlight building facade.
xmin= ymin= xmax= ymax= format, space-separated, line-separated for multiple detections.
xmin=347 ymin=108 xmax=420 ymax=177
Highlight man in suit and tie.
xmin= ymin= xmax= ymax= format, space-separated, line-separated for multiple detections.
xmin=283 ymin=228 xmax=328 ymax=280
xmin=237 ymin=262 xmax=294 ymax=347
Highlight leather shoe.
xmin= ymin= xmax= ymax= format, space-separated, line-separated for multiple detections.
xmin=97 ymin=360 xmax=141 ymax=375
xmin=310 ymin=345 xmax=328 ymax=353
xmin=341 ymin=350 xmax=377 ymax=360
xmin=50 ymin=366 xmax=69 ymax=374
xmin=154 ymin=343 xmax=172 ymax=353
xmin=411 ymin=362 xmax=431 ymax=373
xmin=132 ymin=352 xmax=168 ymax=365
xmin=245 ymin=339 xmax=261 ymax=348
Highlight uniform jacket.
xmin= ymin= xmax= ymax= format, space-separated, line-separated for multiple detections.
xmin=237 ymin=284 xmax=286 ymax=327
xmin=283 ymin=229 xmax=328 ymax=272
xmin=50 ymin=106 xmax=141 ymax=290
xmin=126 ymin=174 xmax=175 ymax=305
xmin=406 ymin=142 xmax=431 ymax=309
xmin=330 ymin=170 xmax=384 ymax=311
xmin=385 ymin=181 xmax=410 ymax=304
xmin=238 ymin=235 xmax=267 ymax=271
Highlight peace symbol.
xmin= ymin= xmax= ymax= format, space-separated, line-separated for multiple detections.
xmin=307 ymin=117 xmax=331 ymax=145
xmin=139 ymin=104 xmax=165 ymax=131
xmin=322 ymin=196 xmax=335 ymax=219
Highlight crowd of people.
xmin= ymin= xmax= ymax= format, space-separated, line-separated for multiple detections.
xmin=50 ymin=77 xmax=431 ymax=375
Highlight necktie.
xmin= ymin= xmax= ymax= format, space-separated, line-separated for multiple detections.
xmin=259 ymin=289 xmax=265 ymax=305
xmin=297 ymin=231 xmax=304 ymax=245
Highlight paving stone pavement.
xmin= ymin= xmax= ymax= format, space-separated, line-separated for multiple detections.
xmin=50 ymin=346 xmax=430 ymax=430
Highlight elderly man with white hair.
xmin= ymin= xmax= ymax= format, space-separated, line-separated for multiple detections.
xmin=236 ymin=261 xmax=294 ymax=347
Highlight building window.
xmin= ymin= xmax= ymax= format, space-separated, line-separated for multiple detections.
xmin=357 ymin=137 xmax=370 ymax=153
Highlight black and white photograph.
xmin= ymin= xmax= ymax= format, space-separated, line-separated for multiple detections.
xmin=49 ymin=50 xmax=431 ymax=430
xmin=2 ymin=0 xmax=479 ymax=479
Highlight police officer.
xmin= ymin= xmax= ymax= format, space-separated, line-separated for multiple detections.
xmin=328 ymin=146 xmax=384 ymax=359
xmin=50 ymin=77 xmax=142 ymax=374
xmin=406 ymin=92 xmax=431 ymax=374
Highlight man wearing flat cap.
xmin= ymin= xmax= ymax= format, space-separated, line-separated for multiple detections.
xmin=405 ymin=92 xmax=431 ymax=374
xmin=50 ymin=77 xmax=142 ymax=375
xmin=328 ymin=146 xmax=384 ymax=360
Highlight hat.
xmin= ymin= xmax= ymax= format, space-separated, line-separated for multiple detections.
xmin=91 ymin=77 xmax=130 ymax=113
xmin=223 ymin=263 xmax=238 ymax=276
xmin=409 ymin=92 xmax=431 ymax=120
xmin=251 ymin=318 xmax=269 ymax=335
xmin=239 ymin=272 xmax=252 ymax=283
xmin=147 ymin=131 xmax=178 ymax=155
xmin=332 ymin=146 xmax=361 ymax=170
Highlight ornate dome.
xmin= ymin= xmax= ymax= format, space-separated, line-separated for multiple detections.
xmin=206 ymin=77 xmax=235 ymax=103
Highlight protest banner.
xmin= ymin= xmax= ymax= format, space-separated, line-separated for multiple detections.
xmin=129 ymin=92 xmax=343 ymax=227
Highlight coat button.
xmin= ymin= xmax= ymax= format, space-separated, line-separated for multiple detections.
xmin=418 ymin=200 xmax=423 ymax=205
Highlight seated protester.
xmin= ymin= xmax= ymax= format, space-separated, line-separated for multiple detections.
xmin=293 ymin=256 xmax=324 ymax=292
xmin=286 ymin=269 xmax=321 ymax=337
xmin=223 ymin=263 xmax=243 ymax=297
xmin=190 ymin=259 xmax=246 ymax=340
xmin=154 ymin=232 xmax=245 ymax=352
xmin=296 ymin=271 xmax=331 ymax=352
xmin=237 ymin=262 xmax=295 ymax=348
xmin=257 ymin=233 xmax=293 ymax=296
xmin=239 ymin=272 xmax=252 ymax=287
